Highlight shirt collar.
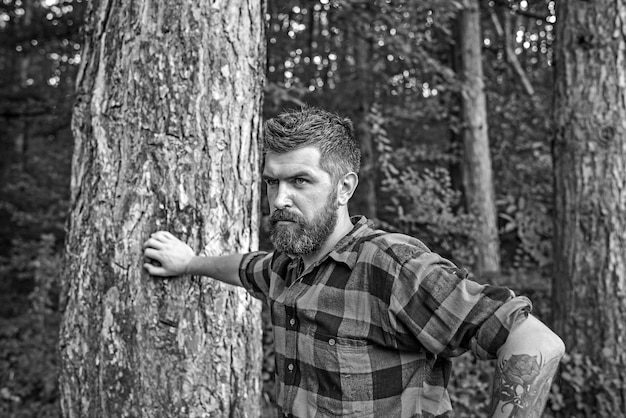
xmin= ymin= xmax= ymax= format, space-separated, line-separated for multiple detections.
xmin=327 ymin=215 xmax=376 ymax=269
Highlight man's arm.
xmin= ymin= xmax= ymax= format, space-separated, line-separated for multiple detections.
xmin=489 ymin=314 xmax=565 ymax=418
xmin=143 ymin=231 xmax=244 ymax=287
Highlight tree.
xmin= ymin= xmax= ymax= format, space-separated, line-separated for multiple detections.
xmin=352 ymin=14 xmax=378 ymax=219
xmin=58 ymin=1 xmax=265 ymax=416
xmin=458 ymin=0 xmax=501 ymax=274
xmin=552 ymin=0 xmax=626 ymax=414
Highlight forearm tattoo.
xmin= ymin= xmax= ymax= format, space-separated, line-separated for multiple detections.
xmin=489 ymin=353 xmax=561 ymax=417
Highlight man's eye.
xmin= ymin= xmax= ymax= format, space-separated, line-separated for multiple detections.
xmin=294 ymin=178 xmax=307 ymax=185
xmin=265 ymin=179 xmax=278 ymax=186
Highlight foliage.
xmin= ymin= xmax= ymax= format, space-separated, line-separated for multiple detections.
xmin=380 ymin=166 xmax=478 ymax=268
xmin=497 ymin=193 xmax=553 ymax=269
xmin=0 ymin=235 xmax=62 ymax=418
xmin=449 ymin=352 xmax=495 ymax=417
xmin=550 ymin=352 xmax=626 ymax=418
xmin=487 ymin=84 xmax=554 ymax=273
xmin=359 ymin=105 xmax=479 ymax=267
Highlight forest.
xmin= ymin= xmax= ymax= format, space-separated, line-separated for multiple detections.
xmin=1 ymin=0 xmax=625 ymax=417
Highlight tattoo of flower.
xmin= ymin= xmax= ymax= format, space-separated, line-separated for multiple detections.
xmin=493 ymin=354 xmax=541 ymax=416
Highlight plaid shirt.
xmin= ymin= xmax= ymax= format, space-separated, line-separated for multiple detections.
xmin=239 ymin=216 xmax=531 ymax=417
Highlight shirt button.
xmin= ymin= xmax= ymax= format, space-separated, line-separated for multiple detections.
xmin=289 ymin=318 xmax=296 ymax=326
xmin=328 ymin=338 xmax=336 ymax=346
xmin=287 ymin=363 xmax=294 ymax=372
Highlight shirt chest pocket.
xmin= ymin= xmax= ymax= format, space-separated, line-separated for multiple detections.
xmin=300 ymin=332 xmax=377 ymax=415
xmin=312 ymin=333 xmax=372 ymax=377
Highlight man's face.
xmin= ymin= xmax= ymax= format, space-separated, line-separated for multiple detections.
xmin=263 ymin=146 xmax=339 ymax=255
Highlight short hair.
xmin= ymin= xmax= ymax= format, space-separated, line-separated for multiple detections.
xmin=263 ymin=107 xmax=361 ymax=180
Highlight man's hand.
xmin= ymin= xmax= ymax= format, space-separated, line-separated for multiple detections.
xmin=143 ymin=231 xmax=195 ymax=277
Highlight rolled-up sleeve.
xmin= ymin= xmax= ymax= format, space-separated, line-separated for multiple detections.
xmin=389 ymin=251 xmax=532 ymax=359
xmin=469 ymin=295 xmax=531 ymax=359
xmin=239 ymin=251 xmax=273 ymax=303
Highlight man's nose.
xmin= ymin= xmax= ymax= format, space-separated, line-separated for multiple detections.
xmin=272 ymin=183 xmax=292 ymax=209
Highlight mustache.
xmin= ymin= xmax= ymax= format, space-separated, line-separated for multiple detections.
xmin=270 ymin=209 xmax=304 ymax=224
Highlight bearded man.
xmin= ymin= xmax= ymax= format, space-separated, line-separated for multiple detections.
xmin=143 ymin=107 xmax=564 ymax=418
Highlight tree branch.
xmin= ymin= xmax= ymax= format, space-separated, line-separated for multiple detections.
xmin=489 ymin=8 xmax=535 ymax=96
xmin=491 ymin=0 xmax=549 ymax=21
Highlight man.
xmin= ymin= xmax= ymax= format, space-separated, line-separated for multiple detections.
xmin=143 ymin=107 xmax=564 ymax=417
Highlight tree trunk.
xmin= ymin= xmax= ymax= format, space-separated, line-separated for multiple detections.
xmin=459 ymin=0 xmax=501 ymax=274
xmin=14 ymin=0 xmax=34 ymax=172
xmin=552 ymin=0 xmax=626 ymax=413
xmin=58 ymin=1 xmax=265 ymax=417
xmin=354 ymin=28 xmax=378 ymax=219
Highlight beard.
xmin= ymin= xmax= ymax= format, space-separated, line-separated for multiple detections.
xmin=269 ymin=190 xmax=339 ymax=256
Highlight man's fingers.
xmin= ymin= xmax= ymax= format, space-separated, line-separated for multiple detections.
xmin=150 ymin=231 xmax=173 ymax=243
xmin=150 ymin=231 xmax=169 ymax=242
xmin=161 ymin=231 xmax=177 ymax=240
xmin=144 ymin=248 xmax=163 ymax=262
xmin=143 ymin=262 xmax=166 ymax=276
xmin=143 ymin=237 xmax=166 ymax=250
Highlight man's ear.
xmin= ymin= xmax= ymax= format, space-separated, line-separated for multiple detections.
xmin=337 ymin=172 xmax=359 ymax=206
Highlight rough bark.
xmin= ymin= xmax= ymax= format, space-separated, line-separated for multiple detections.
xmin=58 ymin=1 xmax=265 ymax=417
xmin=459 ymin=0 xmax=501 ymax=274
xmin=552 ymin=0 xmax=626 ymax=412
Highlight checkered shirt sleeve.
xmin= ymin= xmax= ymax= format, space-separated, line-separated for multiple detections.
xmin=389 ymin=249 xmax=531 ymax=359
xmin=238 ymin=250 xmax=274 ymax=303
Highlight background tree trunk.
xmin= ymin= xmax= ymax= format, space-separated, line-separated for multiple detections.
xmin=354 ymin=27 xmax=378 ymax=219
xmin=58 ymin=1 xmax=265 ymax=417
xmin=459 ymin=0 xmax=501 ymax=274
xmin=13 ymin=0 xmax=34 ymax=172
xmin=552 ymin=0 xmax=626 ymax=413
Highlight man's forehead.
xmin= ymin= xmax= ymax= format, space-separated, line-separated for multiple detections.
xmin=263 ymin=147 xmax=323 ymax=175
xmin=262 ymin=159 xmax=319 ymax=178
